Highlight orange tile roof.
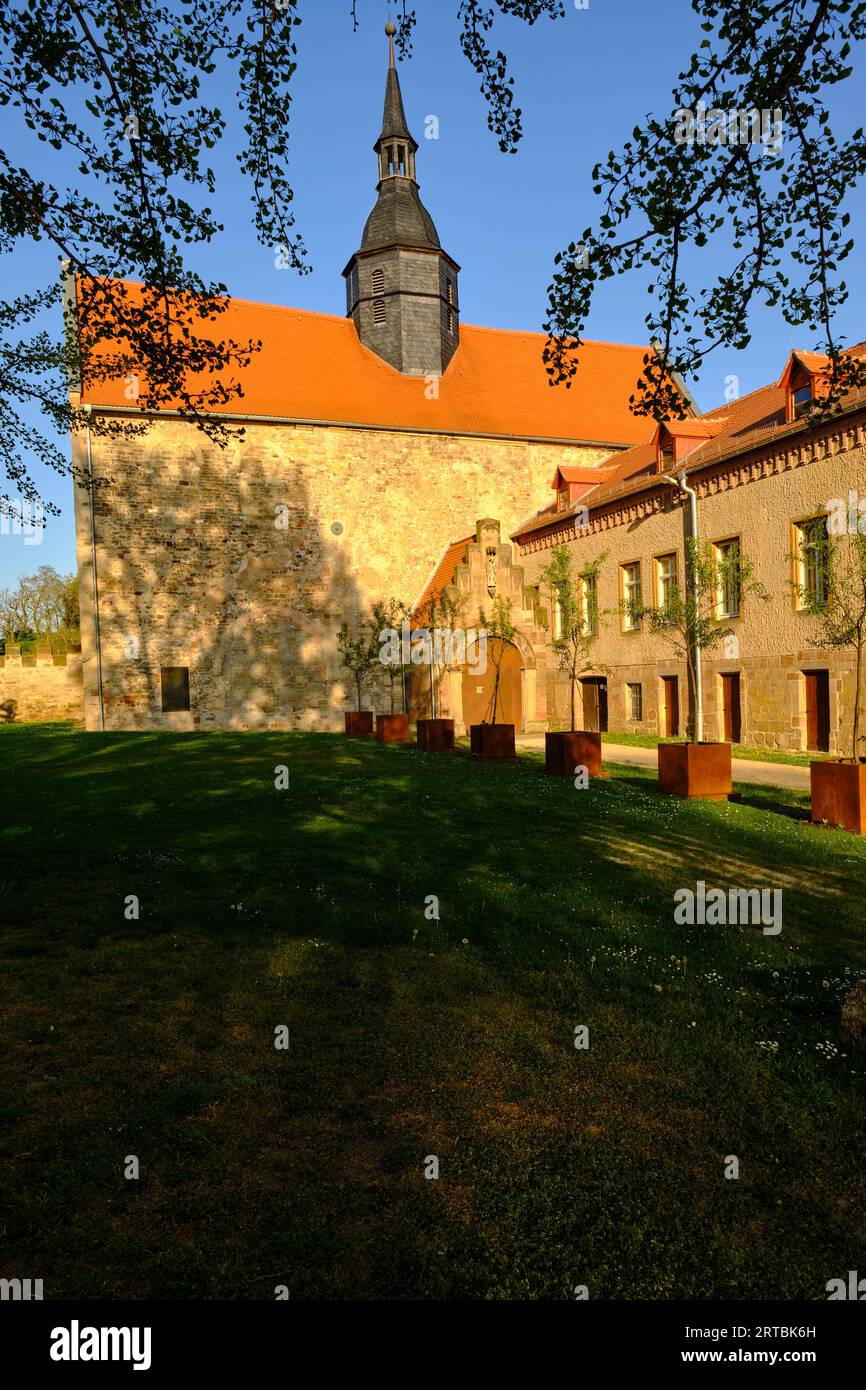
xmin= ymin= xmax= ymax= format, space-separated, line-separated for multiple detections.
xmin=77 ymin=281 xmax=659 ymax=446
xmin=550 ymin=464 xmax=618 ymax=488
xmin=412 ymin=534 xmax=474 ymax=617
xmin=513 ymin=349 xmax=866 ymax=543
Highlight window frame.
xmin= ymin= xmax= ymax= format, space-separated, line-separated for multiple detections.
xmin=653 ymin=551 xmax=678 ymax=613
xmin=791 ymin=514 xmax=830 ymax=610
xmin=620 ymin=560 xmax=643 ymax=632
xmin=712 ymin=535 xmax=743 ymax=621
xmin=626 ymin=681 xmax=643 ymax=722
xmin=580 ymin=572 xmax=598 ymax=637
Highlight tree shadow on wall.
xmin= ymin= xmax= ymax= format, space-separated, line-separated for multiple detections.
xmin=88 ymin=431 xmax=393 ymax=729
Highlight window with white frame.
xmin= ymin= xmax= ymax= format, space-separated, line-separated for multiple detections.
xmin=655 ymin=553 xmax=677 ymax=613
xmin=795 ymin=516 xmax=829 ymax=607
xmin=621 ymin=562 xmax=642 ymax=631
xmin=714 ymin=537 xmax=742 ymax=618
xmin=580 ymin=572 xmax=598 ymax=635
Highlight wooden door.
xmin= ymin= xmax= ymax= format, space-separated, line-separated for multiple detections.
xmin=462 ymin=640 xmax=522 ymax=729
xmin=804 ymin=670 xmax=830 ymax=751
xmin=581 ymin=680 xmax=599 ymax=732
xmin=661 ymin=676 xmax=679 ymax=737
xmin=720 ymin=673 xmax=741 ymax=743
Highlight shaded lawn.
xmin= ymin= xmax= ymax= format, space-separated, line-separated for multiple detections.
xmin=1 ymin=722 xmax=865 ymax=1300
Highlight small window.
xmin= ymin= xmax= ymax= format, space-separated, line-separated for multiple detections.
xmin=557 ymin=486 xmax=569 ymax=513
xmin=161 ymin=666 xmax=190 ymax=713
xmin=795 ymin=516 xmax=829 ymax=607
xmin=373 ymin=299 xmax=386 ymax=325
xmin=792 ymin=383 xmax=812 ymax=419
xmin=714 ymin=538 xmax=741 ymax=618
xmin=655 ymin=553 xmax=678 ymax=613
xmin=371 ymin=267 xmax=385 ymax=295
xmin=626 ymin=682 xmax=643 ymax=721
xmin=580 ymin=573 xmax=598 ymax=636
xmin=621 ymin=562 xmax=642 ymax=631
xmin=397 ymin=144 xmax=407 ymax=175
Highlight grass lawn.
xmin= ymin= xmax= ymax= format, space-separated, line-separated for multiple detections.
xmin=601 ymin=729 xmax=824 ymax=768
xmin=1 ymin=722 xmax=865 ymax=1300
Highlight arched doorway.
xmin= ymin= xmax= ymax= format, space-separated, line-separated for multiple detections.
xmin=462 ymin=639 xmax=523 ymax=729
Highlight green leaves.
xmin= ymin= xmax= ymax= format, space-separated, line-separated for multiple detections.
xmin=544 ymin=0 xmax=866 ymax=418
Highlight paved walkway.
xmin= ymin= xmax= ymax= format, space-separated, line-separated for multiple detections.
xmin=515 ymin=734 xmax=811 ymax=792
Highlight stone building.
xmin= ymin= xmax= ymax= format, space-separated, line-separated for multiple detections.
xmin=509 ymin=351 xmax=866 ymax=755
xmin=70 ymin=29 xmax=657 ymax=733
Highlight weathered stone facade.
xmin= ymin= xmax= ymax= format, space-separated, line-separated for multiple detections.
xmin=72 ymin=417 xmax=609 ymax=731
xmin=0 ymin=648 xmax=83 ymax=723
xmin=515 ymin=409 xmax=866 ymax=755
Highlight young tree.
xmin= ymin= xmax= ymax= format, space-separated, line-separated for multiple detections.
xmin=540 ymin=545 xmax=606 ymax=731
xmin=337 ymin=616 xmax=379 ymax=714
xmin=371 ymin=596 xmax=410 ymax=714
xmin=795 ymin=527 xmax=866 ymax=760
xmin=639 ymin=536 xmax=766 ymax=742
xmin=416 ymin=587 xmax=468 ymax=719
xmin=478 ymin=594 xmax=516 ymax=725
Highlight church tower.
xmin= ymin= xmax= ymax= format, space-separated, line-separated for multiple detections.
xmin=343 ymin=22 xmax=460 ymax=377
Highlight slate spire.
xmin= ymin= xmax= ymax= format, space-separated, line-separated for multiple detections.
xmin=342 ymin=23 xmax=461 ymax=377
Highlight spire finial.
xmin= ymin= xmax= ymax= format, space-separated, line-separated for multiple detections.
xmin=385 ymin=19 xmax=396 ymax=69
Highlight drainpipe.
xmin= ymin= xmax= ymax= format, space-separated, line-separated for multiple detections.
xmin=663 ymin=470 xmax=703 ymax=742
xmin=83 ymin=404 xmax=105 ymax=731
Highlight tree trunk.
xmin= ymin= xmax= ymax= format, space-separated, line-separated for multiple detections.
xmin=685 ymin=645 xmax=698 ymax=743
xmin=355 ymin=674 xmax=362 ymax=712
xmin=570 ymin=670 xmax=576 ymax=732
xmin=854 ymin=634 xmax=863 ymax=760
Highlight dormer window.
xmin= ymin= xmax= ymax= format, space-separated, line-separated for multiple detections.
xmin=792 ymin=383 xmax=812 ymax=419
xmin=659 ymin=444 xmax=675 ymax=468
xmin=557 ymin=486 xmax=569 ymax=512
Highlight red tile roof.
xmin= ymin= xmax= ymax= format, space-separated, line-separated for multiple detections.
xmin=78 ymin=282 xmax=659 ymax=447
xmin=512 ymin=347 xmax=866 ymax=543
xmin=412 ymin=534 xmax=474 ymax=617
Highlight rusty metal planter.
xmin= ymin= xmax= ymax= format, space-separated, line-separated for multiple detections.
xmin=658 ymin=741 xmax=733 ymax=800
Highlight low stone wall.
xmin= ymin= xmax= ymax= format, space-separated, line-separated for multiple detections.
xmin=0 ymin=648 xmax=84 ymax=723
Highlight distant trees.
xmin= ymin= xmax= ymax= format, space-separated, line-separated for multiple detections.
xmin=0 ymin=565 xmax=79 ymax=651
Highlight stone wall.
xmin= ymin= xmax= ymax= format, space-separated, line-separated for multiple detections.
xmin=0 ymin=649 xmax=84 ymax=723
xmin=516 ymin=411 xmax=866 ymax=755
xmin=72 ymin=415 xmax=611 ymax=732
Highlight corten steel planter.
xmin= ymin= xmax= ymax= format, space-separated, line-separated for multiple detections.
xmin=658 ymin=741 xmax=733 ymax=800
xmin=810 ymin=760 xmax=866 ymax=834
xmin=416 ymin=718 xmax=455 ymax=752
xmin=344 ymin=710 xmax=374 ymax=737
xmin=470 ymin=723 xmax=516 ymax=761
xmin=376 ymin=713 xmax=411 ymax=743
xmin=545 ymin=730 xmax=604 ymax=778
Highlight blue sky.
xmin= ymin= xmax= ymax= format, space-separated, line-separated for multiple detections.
xmin=3 ymin=0 xmax=866 ymax=585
